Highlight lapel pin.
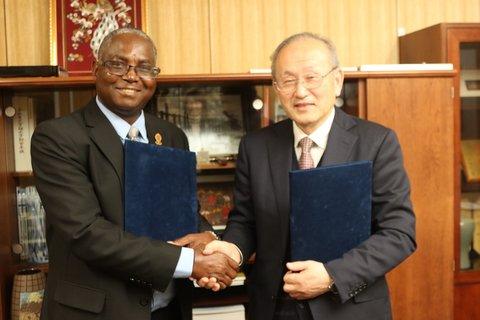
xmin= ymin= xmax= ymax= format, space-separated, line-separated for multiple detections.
xmin=154 ymin=133 xmax=163 ymax=145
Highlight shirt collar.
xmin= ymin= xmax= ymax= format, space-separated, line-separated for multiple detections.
xmin=293 ymin=107 xmax=335 ymax=150
xmin=96 ymin=96 xmax=148 ymax=143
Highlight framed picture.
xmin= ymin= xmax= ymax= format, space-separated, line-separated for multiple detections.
xmin=50 ymin=0 xmax=143 ymax=76
xmin=152 ymin=86 xmax=247 ymax=157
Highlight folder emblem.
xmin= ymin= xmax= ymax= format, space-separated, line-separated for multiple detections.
xmin=154 ymin=133 xmax=162 ymax=145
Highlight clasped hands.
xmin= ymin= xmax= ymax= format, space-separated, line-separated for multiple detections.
xmin=177 ymin=237 xmax=333 ymax=298
xmin=172 ymin=232 xmax=239 ymax=291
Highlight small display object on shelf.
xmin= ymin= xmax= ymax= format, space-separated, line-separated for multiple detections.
xmin=460 ymin=70 xmax=480 ymax=97
xmin=461 ymin=140 xmax=480 ymax=183
xmin=11 ymin=268 xmax=46 ymax=320
xmin=461 ymin=195 xmax=480 ymax=269
xmin=198 ymin=184 xmax=234 ymax=231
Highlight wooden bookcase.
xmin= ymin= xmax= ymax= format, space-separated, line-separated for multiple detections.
xmin=0 ymin=71 xmax=455 ymax=320
xmin=400 ymin=23 xmax=480 ymax=320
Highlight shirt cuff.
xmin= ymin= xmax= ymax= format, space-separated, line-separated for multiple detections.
xmin=232 ymin=243 xmax=244 ymax=265
xmin=173 ymin=247 xmax=194 ymax=278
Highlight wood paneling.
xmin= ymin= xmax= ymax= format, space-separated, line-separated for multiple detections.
xmin=0 ymin=0 xmax=7 ymax=65
xmin=4 ymin=0 xmax=50 ymax=65
xmin=455 ymin=282 xmax=480 ymax=320
xmin=145 ymin=0 xmax=211 ymax=74
xmin=0 ymin=0 xmax=479 ymax=71
xmin=367 ymin=77 xmax=455 ymax=320
xmin=210 ymin=0 xmax=397 ymax=73
xmin=397 ymin=0 xmax=480 ymax=35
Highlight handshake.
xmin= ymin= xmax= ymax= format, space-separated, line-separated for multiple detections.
xmin=173 ymin=232 xmax=242 ymax=291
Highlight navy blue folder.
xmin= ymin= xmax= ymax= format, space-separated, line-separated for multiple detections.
xmin=290 ymin=160 xmax=372 ymax=262
xmin=124 ymin=140 xmax=198 ymax=241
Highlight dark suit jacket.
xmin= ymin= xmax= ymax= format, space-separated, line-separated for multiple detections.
xmin=32 ymin=100 xmax=206 ymax=320
xmin=222 ymin=108 xmax=416 ymax=320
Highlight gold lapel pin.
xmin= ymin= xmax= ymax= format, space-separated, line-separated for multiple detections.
xmin=154 ymin=133 xmax=163 ymax=145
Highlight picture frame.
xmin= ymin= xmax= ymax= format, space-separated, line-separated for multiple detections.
xmin=152 ymin=86 xmax=247 ymax=157
xmin=49 ymin=0 xmax=143 ymax=76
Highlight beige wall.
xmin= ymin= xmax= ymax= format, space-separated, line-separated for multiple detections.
xmin=0 ymin=0 xmax=478 ymax=73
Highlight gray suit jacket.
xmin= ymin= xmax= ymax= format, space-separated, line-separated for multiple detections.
xmin=223 ymin=108 xmax=416 ymax=320
xmin=32 ymin=100 xmax=206 ymax=320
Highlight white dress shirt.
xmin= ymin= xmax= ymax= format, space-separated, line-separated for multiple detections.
xmin=293 ymin=107 xmax=335 ymax=167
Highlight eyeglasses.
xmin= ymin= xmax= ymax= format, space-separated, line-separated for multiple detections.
xmin=99 ymin=60 xmax=160 ymax=79
xmin=273 ymin=66 xmax=338 ymax=95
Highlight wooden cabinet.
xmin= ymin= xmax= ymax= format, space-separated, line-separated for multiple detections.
xmin=400 ymin=23 xmax=480 ymax=320
xmin=0 ymin=71 xmax=455 ymax=320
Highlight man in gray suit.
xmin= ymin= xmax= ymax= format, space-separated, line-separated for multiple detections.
xmin=202 ymin=32 xmax=416 ymax=320
xmin=32 ymin=28 xmax=237 ymax=320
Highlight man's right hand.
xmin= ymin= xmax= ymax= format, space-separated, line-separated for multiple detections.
xmin=191 ymin=247 xmax=239 ymax=291
xmin=203 ymin=240 xmax=242 ymax=264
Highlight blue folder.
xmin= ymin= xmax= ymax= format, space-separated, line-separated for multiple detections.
xmin=124 ymin=140 xmax=198 ymax=241
xmin=290 ymin=160 xmax=372 ymax=262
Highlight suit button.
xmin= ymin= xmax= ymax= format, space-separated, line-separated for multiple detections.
xmin=139 ymin=297 xmax=149 ymax=306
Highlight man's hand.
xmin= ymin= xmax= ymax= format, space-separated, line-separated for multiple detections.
xmin=203 ymin=240 xmax=242 ymax=264
xmin=194 ymin=240 xmax=242 ymax=291
xmin=191 ymin=247 xmax=239 ymax=291
xmin=172 ymin=231 xmax=216 ymax=248
xmin=283 ymin=260 xmax=332 ymax=300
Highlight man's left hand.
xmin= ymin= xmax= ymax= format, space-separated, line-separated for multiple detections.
xmin=283 ymin=260 xmax=332 ymax=300
xmin=172 ymin=231 xmax=217 ymax=248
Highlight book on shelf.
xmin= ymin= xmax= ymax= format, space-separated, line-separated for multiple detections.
xmin=461 ymin=140 xmax=480 ymax=183
xmin=16 ymin=186 xmax=48 ymax=263
xmin=193 ymin=304 xmax=245 ymax=320
xmin=12 ymin=96 xmax=35 ymax=172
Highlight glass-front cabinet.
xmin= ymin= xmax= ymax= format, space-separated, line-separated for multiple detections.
xmin=400 ymin=23 xmax=480 ymax=320
xmin=459 ymin=41 xmax=480 ymax=272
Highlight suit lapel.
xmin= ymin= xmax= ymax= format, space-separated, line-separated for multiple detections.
xmin=321 ymin=108 xmax=358 ymax=166
xmin=145 ymin=113 xmax=164 ymax=145
xmin=84 ymin=100 xmax=124 ymax=185
xmin=267 ymin=120 xmax=294 ymax=248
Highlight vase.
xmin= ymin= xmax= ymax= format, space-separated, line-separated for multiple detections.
xmin=11 ymin=268 xmax=45 ymax=320
xmin=460 ymin=217 xmax=475 ymax=270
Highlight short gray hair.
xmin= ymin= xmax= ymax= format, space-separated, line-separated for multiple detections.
xmin=270 ymin=32 xmax=339 ymax=79
xmin=97 ymin=27 xmax=157 ymax=62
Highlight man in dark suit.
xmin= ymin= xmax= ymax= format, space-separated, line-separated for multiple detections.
xmin=202 ymin=32 xmax=416 ymax=320
xmin=31 ymin=28 xmax=237 ymax=320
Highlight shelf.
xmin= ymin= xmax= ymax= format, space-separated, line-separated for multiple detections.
xmin=11 ymin=262 xmax=48 ymax=275
xmin=455 ymin=270 xmax=480 ymax=285
xmin=12 ymin=171 xmax=33 ymax=178
xmin=197 ymin=162 xmax=235 ymax=171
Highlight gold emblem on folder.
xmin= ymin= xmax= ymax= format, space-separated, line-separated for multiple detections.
xmin=154 ymin=133 xmax=162 ymax=145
